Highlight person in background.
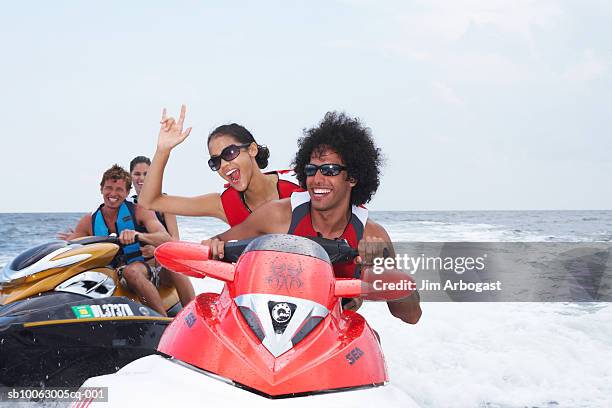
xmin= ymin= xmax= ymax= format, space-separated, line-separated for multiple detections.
xmin=62 ymin=165 xmax=171 ymax=316
xmin=129 ymin=155 xmax=195 ymax=306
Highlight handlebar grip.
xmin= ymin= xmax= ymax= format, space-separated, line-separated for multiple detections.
xmin=223 ymin=239 xmax=254 ymax=263
xmin=218 ymin=236 xmax=359 ymax=264
xmin=68 ymin=234 xmax=141 ymax=247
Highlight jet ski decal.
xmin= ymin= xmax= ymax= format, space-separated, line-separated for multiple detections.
xmin=346 ymin=347 xmax=365 ymax=365
xmin=268 ymin=301 xmax=297 ymax=334
xmin=71 ymin=303 xmax=134 ymax=319
xmin=184 ymin=312 xmax=196 ymax=328
xmin=266 ymin=260 xmax=303 ymax=290
xmin=72 ymin=305 xmax=95 ymax=318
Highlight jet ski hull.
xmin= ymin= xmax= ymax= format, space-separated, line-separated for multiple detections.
xmin=78 ymin=236 xmax=419 ymax=407
xmin=0 ymin=293 xmax=171 ymax=387
xmin=80 ymin=355 xmax=419 ymax=408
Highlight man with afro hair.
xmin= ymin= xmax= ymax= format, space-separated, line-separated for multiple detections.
xmin=206 ymin=112 xmax=421 ymax=325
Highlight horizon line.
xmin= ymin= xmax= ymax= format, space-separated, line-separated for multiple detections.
xmin=1 ymin=209 xmax=611 ymax=214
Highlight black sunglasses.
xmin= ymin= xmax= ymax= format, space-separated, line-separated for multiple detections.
xmin=208 ymin=143 xmax=251 ymax=171
xmin=304 ymin=163 xmax=347 ymax=177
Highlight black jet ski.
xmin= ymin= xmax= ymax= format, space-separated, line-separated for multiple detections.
xmin=0 ymin=236 xmax=181 ymax=387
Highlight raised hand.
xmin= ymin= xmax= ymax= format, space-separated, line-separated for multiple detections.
xmin=157 ymin=104 xmax=192 ymax=152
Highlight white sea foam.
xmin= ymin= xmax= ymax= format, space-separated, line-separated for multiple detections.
xmin=359 ymin=302 xmax=612 ymax=408
xmin=0 ymin=255 xmax=12 ymax=269
xmin=385 ymin=221 xmax=552 ymax=242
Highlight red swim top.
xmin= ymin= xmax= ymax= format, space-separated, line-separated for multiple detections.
xmin=220 ymin=171 xmax=302 ymax=227
xmin=287 ymin=191 xmax=369 ymax=278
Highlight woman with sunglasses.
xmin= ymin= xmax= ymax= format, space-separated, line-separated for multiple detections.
xmin=139 ymin=105 xmax=301 ymax=227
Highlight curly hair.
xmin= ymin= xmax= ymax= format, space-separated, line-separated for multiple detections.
xmin=292 ymin=112 xmax=383 ymax=206
xmin=100 ymin=164 xmax=132 ymax=192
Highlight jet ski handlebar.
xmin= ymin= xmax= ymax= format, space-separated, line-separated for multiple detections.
xmin=68 ymin=234 xmax=140 ymax=247
xmin=223 ymin=236 xmax=359 ymax=264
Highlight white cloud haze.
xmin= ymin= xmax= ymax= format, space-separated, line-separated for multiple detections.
xmin=0 ymin=0 xmax=610 ymax=212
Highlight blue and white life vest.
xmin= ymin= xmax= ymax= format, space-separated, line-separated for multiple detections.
xmin=91 ymin=201 xmax=145 ymax=264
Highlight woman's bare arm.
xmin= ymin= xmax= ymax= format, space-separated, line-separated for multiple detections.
xmin=163 ymin=213 xmax=180 ymax=240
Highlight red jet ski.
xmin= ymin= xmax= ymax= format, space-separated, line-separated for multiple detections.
xmin=79 ymin=234 xmax=418 ymax=407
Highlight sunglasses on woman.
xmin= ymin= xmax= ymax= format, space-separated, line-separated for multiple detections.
xmin=208 ymin=143 xmax=251 ymax=171
xmin=304 ymin=163 xmax=347 ymax=177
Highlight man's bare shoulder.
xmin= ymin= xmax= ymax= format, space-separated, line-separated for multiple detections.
xmin=81 ymin=212 xmax=93 ymax=221
xmin=364 ymin=219 xmax=391 ymax=240
xmin=78 ymin=213 xmax=93 ymax=226
xmin=69 ymin=213 xmax=93 ymax=238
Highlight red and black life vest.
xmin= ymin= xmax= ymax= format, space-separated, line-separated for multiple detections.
xmin=287 ymin=191 xmax=368 ymax=278
xmin=221 ymin=171 xmax=302 ymax=227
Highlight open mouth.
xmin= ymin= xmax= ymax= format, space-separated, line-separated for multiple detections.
xmin=312 ymin=188 xmax=332 ymax=200
xmin=226 ymin=168 xmax=241 ymax=184
xmin=108 ymin=197 xmax=120 ymax=204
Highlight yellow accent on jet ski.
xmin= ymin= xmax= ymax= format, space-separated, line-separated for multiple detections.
xmin=1 ymin=239 xmax=180 ymax=310
xmin=52 ymin=242 xmax=118 ymax=263
xmin=23 ymin=316 xmax=173 ymax=327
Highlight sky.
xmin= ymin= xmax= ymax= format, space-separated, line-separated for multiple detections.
xmin=0 ymin=0 xmax=610 ymax=212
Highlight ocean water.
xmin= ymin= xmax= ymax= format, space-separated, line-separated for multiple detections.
xmin=1 ymin=211 xmax=611 ymax=266
xmin=1 ymin=211 xmax=611 ymax=407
